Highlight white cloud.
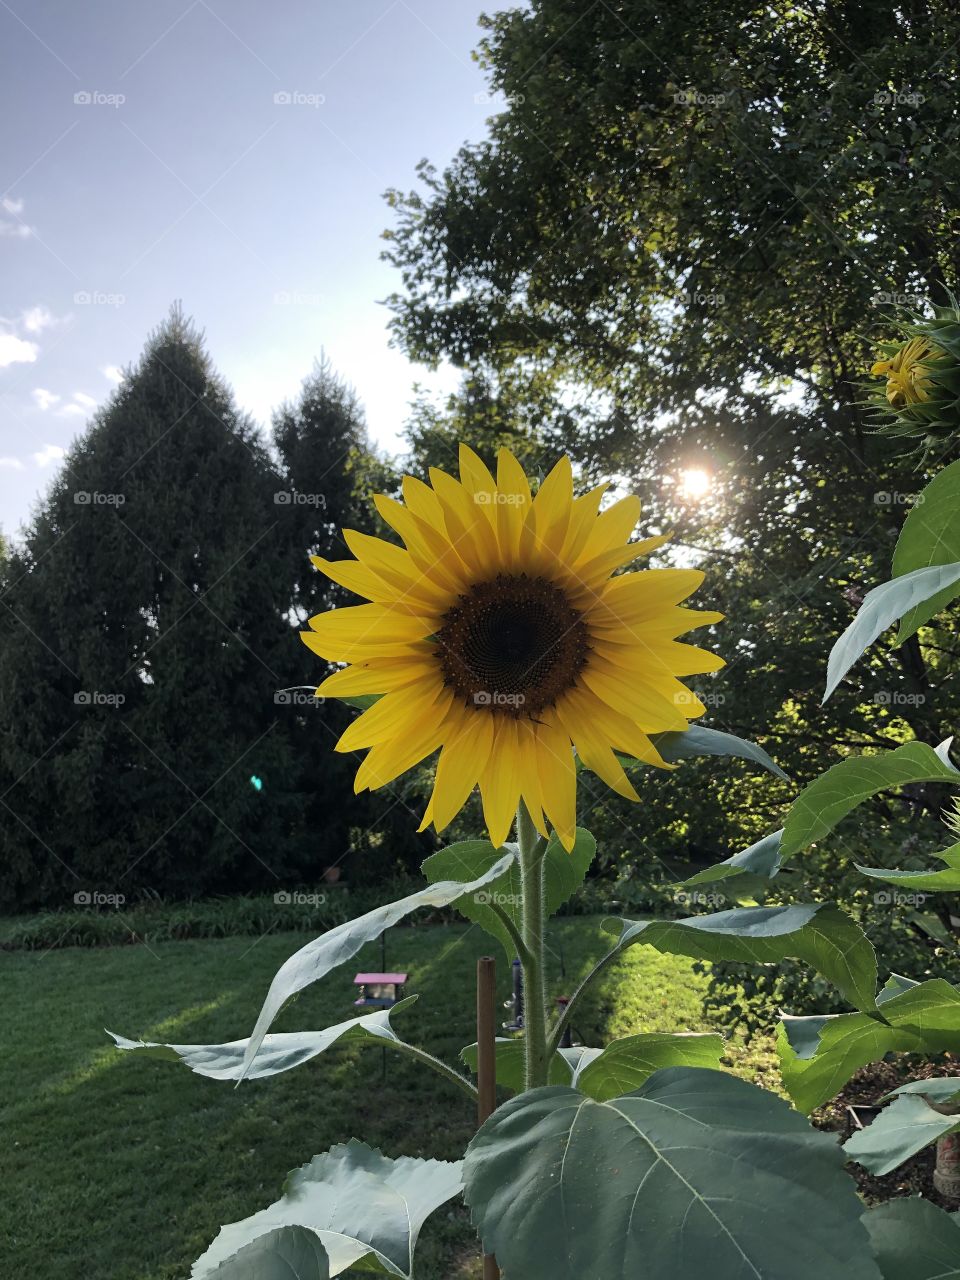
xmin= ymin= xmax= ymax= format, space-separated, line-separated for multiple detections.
xmin=0 ymin=457 xmax=24 ymax=470
xmin=21 ymin=306 xmax=58 ymax=334
xmin=32 ymin=388 xmax=61 ymax=410
xmin=0 ymin=333 xmax=39 ymax=367
xmin=57 ymin=404 xmax=86 ymax=418
xmin=32 ymin=443 xmax=66 ymax=467
xmin=72 ymin=391 xmax=97 ymax=409
xmin=0 ymin=196 xmax=34 ymax=238
xmin=102 ymin=364 xmax=123 ymax=384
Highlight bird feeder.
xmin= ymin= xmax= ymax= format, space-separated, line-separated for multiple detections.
xmin=353 ymin=972 xmax=408 ymax=1009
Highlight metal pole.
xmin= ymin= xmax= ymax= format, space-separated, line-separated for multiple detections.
xmin=476 ymin=957 xmax=500 ymax=1280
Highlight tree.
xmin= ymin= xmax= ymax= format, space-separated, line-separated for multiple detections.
xmin=384 ymin=0 xmax=960 ymax=859
xmin=0 ymin=309 xmax=300 ymax=909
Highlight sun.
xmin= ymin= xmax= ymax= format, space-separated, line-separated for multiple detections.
xmin=678 ymin=468 xmax=712 ymax=501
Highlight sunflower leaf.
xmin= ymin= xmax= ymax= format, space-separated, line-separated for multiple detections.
xmin=421 ymin=829 xmax=595 ymax=964
xmin=191 ymin=1141 xmax=463 ymax=1278
xmin=678 ymin=828 xmax=783 ymax=892
xmin=462 ymin=1069 xmax=881 ymax=1280
xmin=855 ymin=842 xmax=960 ymax=891
xmin=645 ymin=724 xmax=788 ymax=779
xmin=844 ymin=1092 xmax=960 ymax=1175
xmin=460 ymin=1031 xmax=724 ymax=1099
xmin=239 ymin=851 xmax=515 ymax=1079
xmin=863 ymin=1198 xmax=960 ymax=1278
xmin=604 ymin=902 xmax=877 ymax=1012
xmin=780 ymin=738 xmax=959 ymax=858
xmin=198 ymin=1226 xmax=331 ymax=1279
xmin=824 ymin=561 xmax=960 ymax=701
xmin=892 ymin=459 xmax=960 ymax=641
xmin=779 ymin=978 xmax=960 ymax=1113
xmin=108 ymin=997 xmax=419 ymax=1081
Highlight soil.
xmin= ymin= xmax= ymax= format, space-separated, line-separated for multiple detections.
xmin=813 ymin=1053 xmax=960 ymax=1209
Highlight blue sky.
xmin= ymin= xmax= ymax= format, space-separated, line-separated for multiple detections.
xmin=0 ymin=0 xmax=507 ymax=537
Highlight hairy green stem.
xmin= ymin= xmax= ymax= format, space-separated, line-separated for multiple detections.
xmin=517 ymin=800 xmax=550 ymax=1090
xmin=388 ymin=1041 xmax=479 ymax=1101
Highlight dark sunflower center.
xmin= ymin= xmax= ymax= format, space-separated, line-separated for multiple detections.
xmin=436 ymin=574 xmax=588 ymax=716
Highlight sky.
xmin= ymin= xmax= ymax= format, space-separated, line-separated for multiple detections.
xmin=0 ymin=0 xmax=510 ymax=537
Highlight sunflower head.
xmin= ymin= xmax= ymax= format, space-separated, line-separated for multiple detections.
xmin=865 ymin=294 xmax=960 ymax=454
xmin=301 ymin=446 xmax=723 ymax=851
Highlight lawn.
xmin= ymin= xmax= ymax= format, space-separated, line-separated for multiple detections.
xmin=2 ymin=916 xmax=778 ymax=1278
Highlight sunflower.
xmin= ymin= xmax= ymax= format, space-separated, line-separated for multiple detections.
xmin=871 ymin=336 xmax=936 ymax=408
xmin=301 ymin=446 xmax=723 ymax=851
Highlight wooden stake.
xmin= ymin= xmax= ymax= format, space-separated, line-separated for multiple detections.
xmin=476 ymin=957 xmax=500 ymax=1280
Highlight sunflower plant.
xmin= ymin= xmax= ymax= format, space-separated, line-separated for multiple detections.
xmin=113 ymin=447 xmax=910 ymax=1278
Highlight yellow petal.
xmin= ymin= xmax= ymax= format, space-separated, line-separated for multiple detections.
xmin=429 ymin=708 xmax=496 ymax=831
xmin=354 ymin=690 xmax=453 ymax=791
xmin=580 ymin=662 xmax=689 ymax=732
xmin=336 ymin=677 xmax=446 ymax=752
xmin=479 ymin=718 xmax=523 ymax=848
xmin=535 ymin=711 xmax=576 ymax=851
xmin=315 ymin=659 xmax=434 ymax=698
xmin=302 ymin=605 xmax=435 ymax=663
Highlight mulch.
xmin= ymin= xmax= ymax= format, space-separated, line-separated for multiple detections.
xmin=813 ymin=1053 xmax=960 ymax=1209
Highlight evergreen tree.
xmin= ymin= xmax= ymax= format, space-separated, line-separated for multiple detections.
xmin=0 ymin=309 xmax=302 ymax=909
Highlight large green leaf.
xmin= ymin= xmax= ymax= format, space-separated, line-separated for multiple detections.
xmin=824 ymin=562 xmax=960 ymax=701
xmin=108 ymin=997 xmax=418 ymax=1081
xmin=678 ymin=829 xmax=783 ymax=894
xmin=205 ymin=1226 xmax=331 ymax=1278
xmin=856 ymin=841 xmax=960 ymax=891
xmin=892 ymin=459 xmax=960 ymax=641
xmin=462 ymin=1068 xmax=881 ymax=1280
xmin=460 ymin=1031 xmax=724 ymax=1100
xmin=604 ymin=902 xmax=878 ymax=1011
xmin=239 ymin=851 xmax=515 ymax=1078
xmin=864 ymin=1198 xmax=960 ymax=1279
xmin=844 ymin=1091 xmax=960 ymax=1175
xmin=779 ymin=978 xmax=960 ymax=1113
xmin=421 ymin=829 xmax=596 ymax=964
xmin=192 ymin=1140 xmax=463 ymax=1278
xmin=646 ymin=724 xmax=788 ymax=779
xmin=780 ymin=738 xmax=959 ymax=858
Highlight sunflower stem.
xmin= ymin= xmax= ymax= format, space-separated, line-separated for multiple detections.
xmin=517 ymin=800 xmax=550 ymax=1091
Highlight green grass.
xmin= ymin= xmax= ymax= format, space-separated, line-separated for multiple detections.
xmin=2 ymin=917 xmax=778 ymax=1278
